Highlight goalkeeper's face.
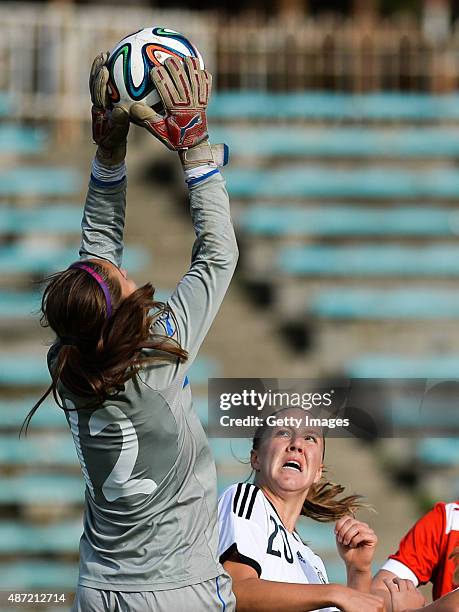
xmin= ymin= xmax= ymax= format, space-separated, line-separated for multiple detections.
xmin=95 ymin=259 xmax=137 ymax=298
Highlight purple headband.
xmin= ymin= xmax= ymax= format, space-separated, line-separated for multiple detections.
xmin=69 ymin=262 xmax=112 ymax=318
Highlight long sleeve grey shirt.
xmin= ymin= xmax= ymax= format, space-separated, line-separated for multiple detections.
xmin=49 ymin=169 xmax=238 ymax=591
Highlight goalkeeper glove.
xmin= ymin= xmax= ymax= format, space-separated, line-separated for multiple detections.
xmin=89 ymin=52 xmax=129 ymax=166
xmin=129 ymin=56 xmax=228 ymax=170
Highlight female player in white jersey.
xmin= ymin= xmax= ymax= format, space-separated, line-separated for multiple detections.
xmin=218 ymin=407 xmax=385 ymax=612
xmin=24 ymin=54 xmax=237 ymax=611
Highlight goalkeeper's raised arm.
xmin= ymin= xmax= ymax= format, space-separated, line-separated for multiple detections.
xmin=25 ymin=53 xmax=237 ymax=612
xmin=131 ymin=56 xmax=237 ymax=383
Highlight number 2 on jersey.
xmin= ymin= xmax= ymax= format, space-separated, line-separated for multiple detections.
xmin=68 ymin=401 xmax=157 ymax=503
xmin=89 ymin=405 xmax=158 ymax=502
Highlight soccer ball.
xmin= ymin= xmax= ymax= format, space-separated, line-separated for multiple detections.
xmin=107 ymin=27 xmax=204 ymax=109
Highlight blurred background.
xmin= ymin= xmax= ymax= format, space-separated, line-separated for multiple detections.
xmin=1 ymin=0 xmax=459 ymax=608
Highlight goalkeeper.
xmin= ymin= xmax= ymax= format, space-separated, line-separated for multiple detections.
xmin=24 ymin=55 xmax=237 ymax=611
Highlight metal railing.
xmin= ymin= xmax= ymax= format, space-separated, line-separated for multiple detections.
xmin=1 ymin=4 xmax=459 ymax=121
xmin=0 ymin=3 xmax=215 ymax=120
xmin=216 ymin=16 xmax=459 ymax=93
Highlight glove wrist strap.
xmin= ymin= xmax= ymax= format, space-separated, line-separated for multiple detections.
xmin=179 ymin=142 xmax=229 ymax=170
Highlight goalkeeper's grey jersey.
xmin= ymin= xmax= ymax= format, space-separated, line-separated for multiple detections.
xmin=48 ymin=171 xmax=238 ymax=591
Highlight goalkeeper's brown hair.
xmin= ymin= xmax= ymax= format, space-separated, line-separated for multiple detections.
xmin=251 ymin=408 xmax=365 ymax=522
xmin=22 ymin=261 xmax=187 ymax=434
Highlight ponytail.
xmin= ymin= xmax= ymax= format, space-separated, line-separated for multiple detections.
xmin=301 ymin=479 xmax=365 ymax=522
xmin=22 ymin=264 xmax=187 ymax=434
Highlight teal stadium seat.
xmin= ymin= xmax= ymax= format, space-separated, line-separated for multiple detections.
xmin=0 ymin=92 xmax=13 ymax=117
xmin=391 ymin=398 xmax=459 ymax=430
xmin=347 ymin=355 xmax=459 ymax=378
xmin=277 ymin=245 xmax=459 ymax=277
xmin=0 ymin=397 xmax=68 ymax=429
xmin=0 ymin=560 xmax=77 ymax=590
xmin=416 ymin=438 xmax=459 ymax=466
xmin=0 ymin=206 xmax=81 ymax=234
xmin=0 ymin=435 xmax=78 ymax=466
xmin=238 ymin=206 xmax=459 ymax=237
xmin=0 ymin=125 xmax=47 ymax=155
xmin=0 ymin=167 xmax=82 ymax=196
xmin=0 ymin=291 xmax=41 ymax=319
xmin=209 ymin=92 xmax=459 ymax=121
xmin=309 ymin=288 xmax=459 ymax=319
xmin=0 ymin=353 xmax=218 ymax=386
xmin=225 ymin=166 xmax=459 ymax=199
xmin=212 ymin=127 xmax=459 ymax=158
xmin=0 ymin=355 xmax=51 ymax=386
xmin=0 ymin=244 xmax=148 ymax=275
xmin=0 ymin=474 xmax=84 ymax=504
xmin=0 ymin=520 xmax=81 ymax=553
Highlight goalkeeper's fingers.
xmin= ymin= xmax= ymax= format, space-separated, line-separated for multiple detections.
xmin=91 ymin=105 xmax=129 ymax=149
xmin=182 ymin=57 xmax=211 ymax=106
xmin=151 ymin=62 xmax=185 ymax=109
xmin=162 ymin=58 xmax=191 ymax=104
xmin=89 ymin=52 xmax=110 ymax=108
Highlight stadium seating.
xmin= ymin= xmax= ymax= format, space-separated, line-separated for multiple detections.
xmin=0 ymin=244 xmax=148 ymax=276
xmin=0 ymin=435 xmax=79 ymax=466
xmin=308 ymin=288 xmax=459 ymax=319
xmin=0 ymin=397 xmax=67 ymax=429
xmin=237 ymin=206 xmax=459 ymax=237
xmin=0 ymin=167 xmax=82 ymax=196
xmin=416 ymin=438 xmax=459 ymax=466
xmin=347 ymin=354 xmax=459 ymax=378
xmin=0 ymin=92 xmax=12 ymax=117
xmin=215 ymin=91 xmax=459 ymax=516
xmin=0 ymin=474 xmax=84 ymax=504
xmin=0 ymin=291 xmax=42 ymax=320
xmin=225 ymin=166 xmax=459 ymax=199
xmin=212 ymin=126 xmax=459 ymax=158
xmin=209 ymin=92 xmax=459 ymax=121
xmin=0 ymin=125 xmax=47 ymax=155
xmin=4 ymin=84 xmax=459 ymax=595
xmin=0 ymin=205 xmax=81 ymax=234
xmin=276 ymin=245 xmax=459 ymax=277
xmin=0 ymin=520 xmax=81 ymax=554
xmin=0 ymin=561 xmax=77 ymax=589
xmin=391 ymin=399 xmax=459 ymax=430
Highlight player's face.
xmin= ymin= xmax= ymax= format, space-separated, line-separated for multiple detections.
xmin=251 ymin=409 xmax=324 ymax=497
xmin=93 ymin=259 xmax=137 ymax=299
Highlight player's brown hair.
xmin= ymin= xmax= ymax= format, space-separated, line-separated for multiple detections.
xmin=22 ymin=261 xmax=187 ymax=434
xmin=251 ymin=408 xmax=364 ymax=522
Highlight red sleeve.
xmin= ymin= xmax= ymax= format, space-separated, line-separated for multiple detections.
xmin=389 ymin=503 xmax=446 ymax=584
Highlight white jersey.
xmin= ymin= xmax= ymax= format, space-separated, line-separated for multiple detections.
xmin=218 ymin=483 xmax=338 ymax=612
